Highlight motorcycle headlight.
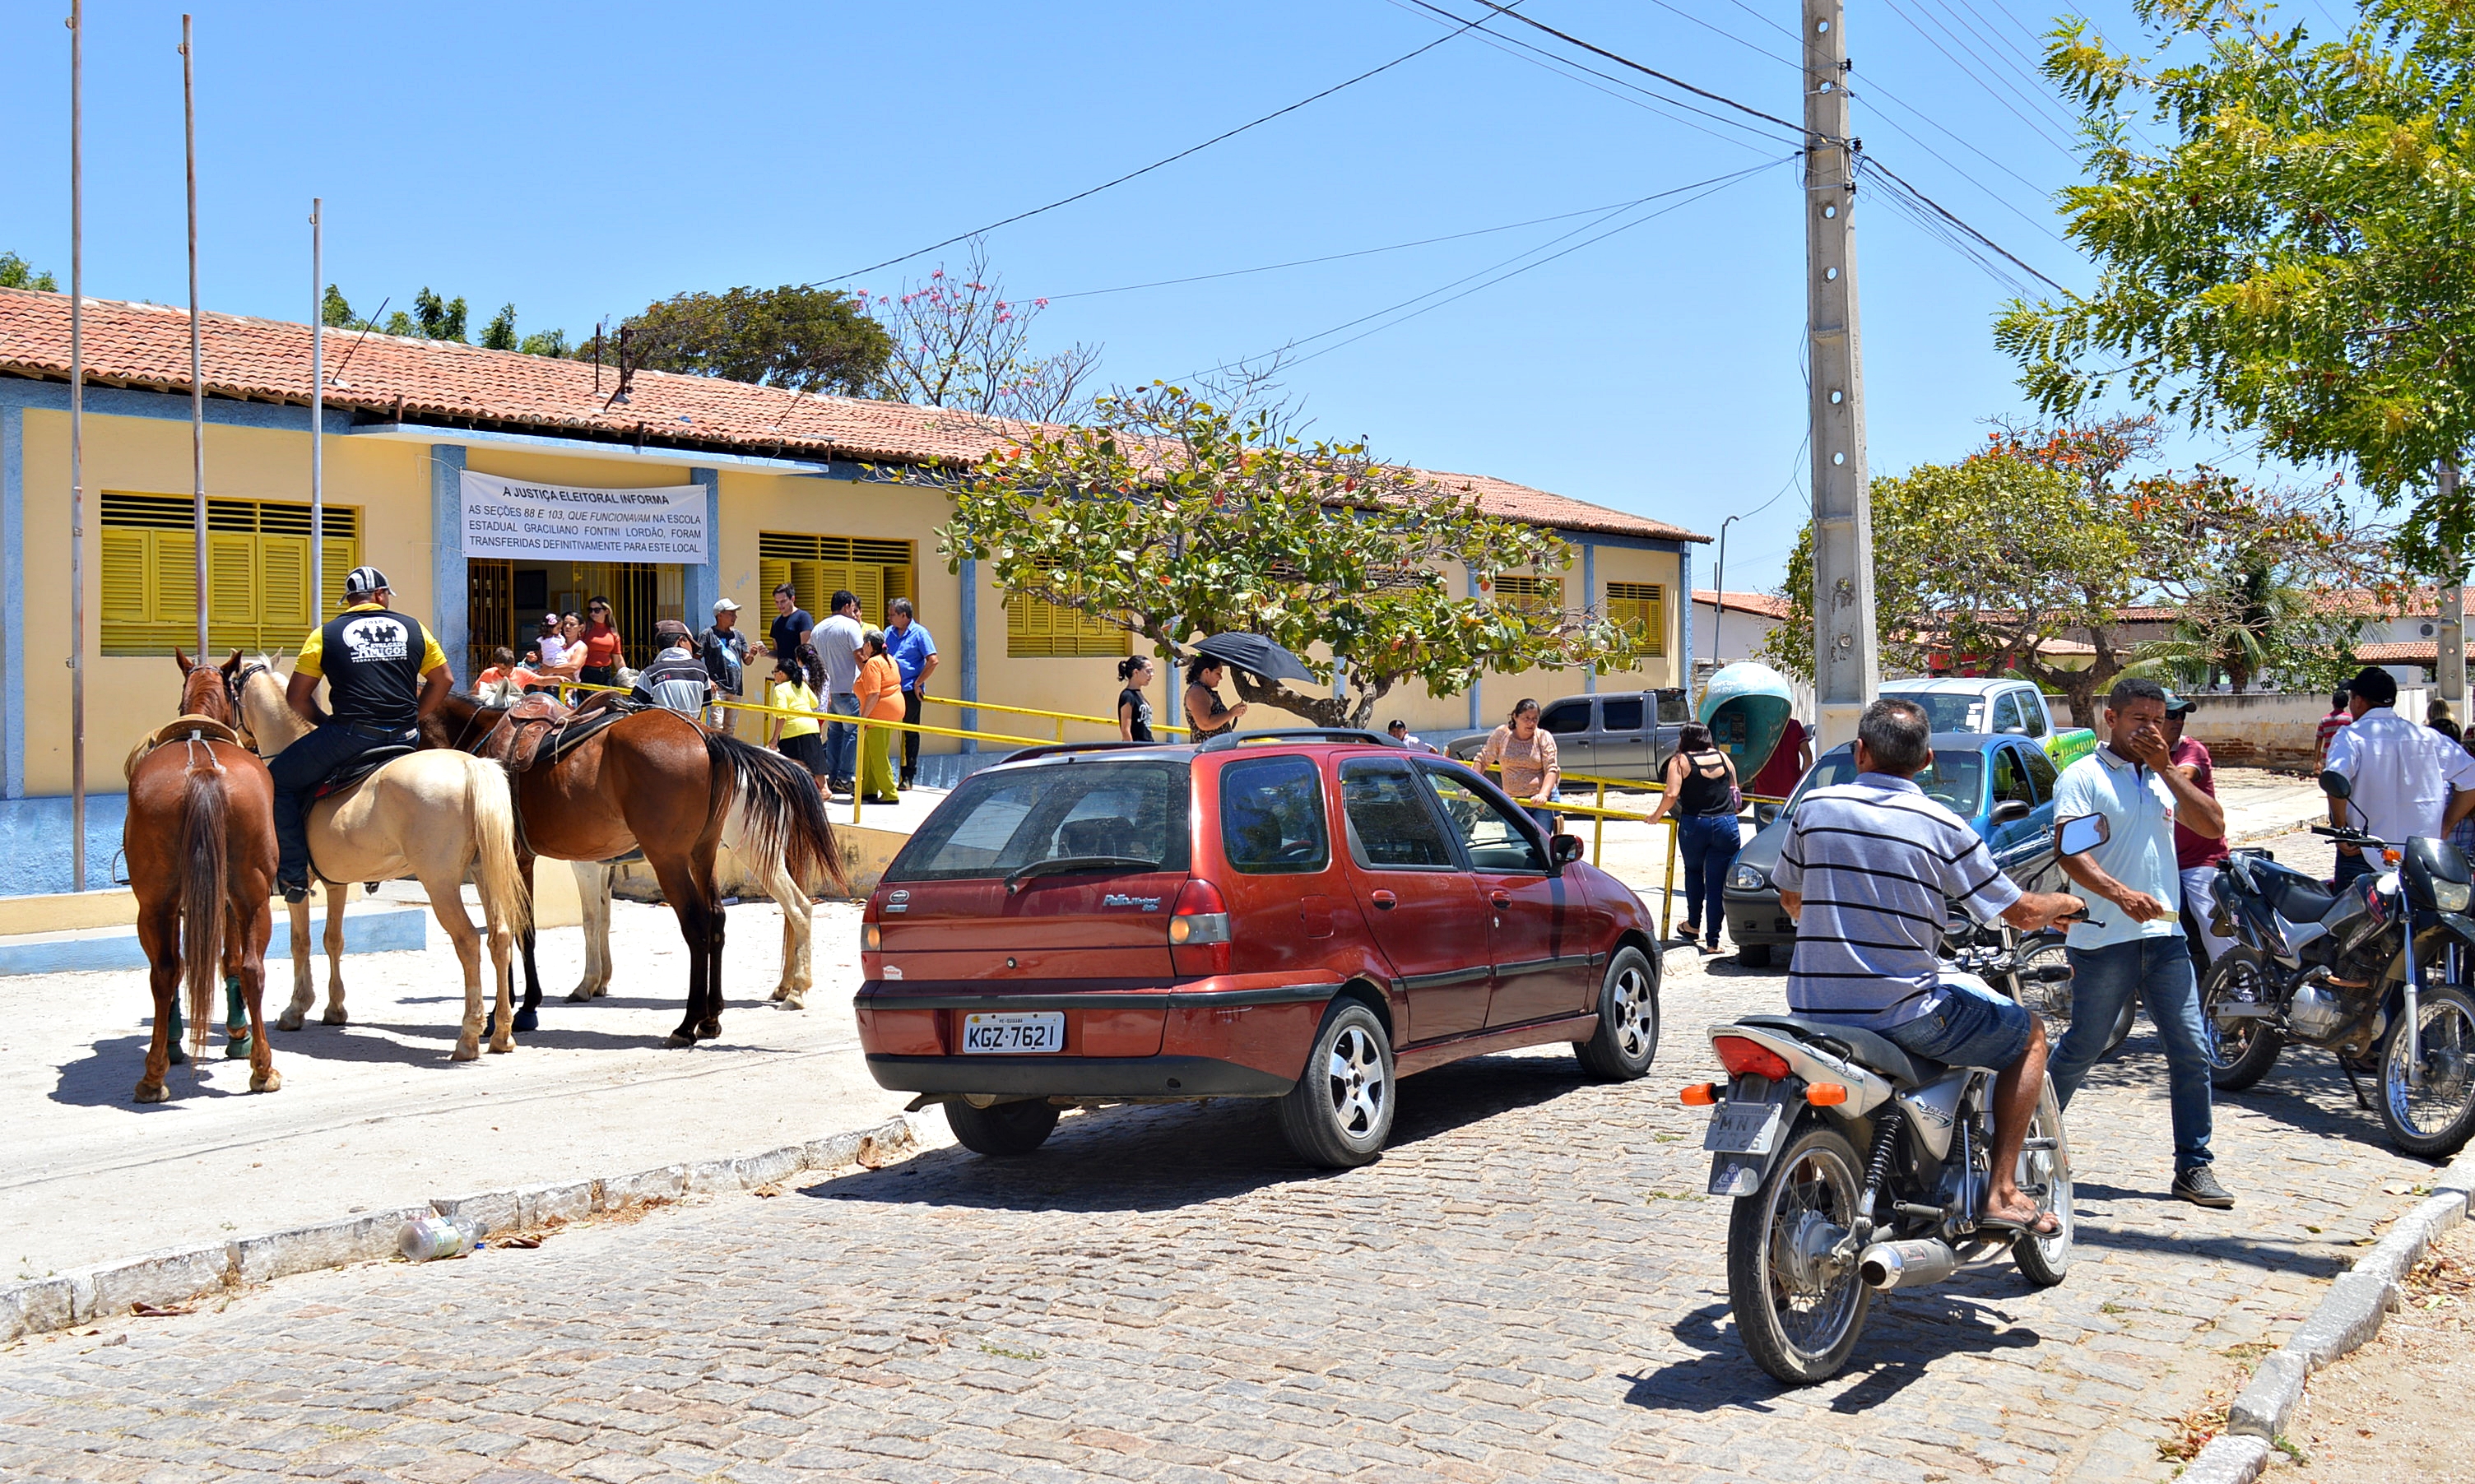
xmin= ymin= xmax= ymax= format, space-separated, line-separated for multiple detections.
xmin=2435 ymin=878 xmax=2473 ymax=913
xmin=1730 ymin=864 xmax=1768 ymax=891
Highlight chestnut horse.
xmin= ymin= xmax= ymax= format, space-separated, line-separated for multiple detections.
xmin=422 ymin=693 xmax=844 ymax=1046
xmin=123 ymin=652 xmax=280 ymax=1101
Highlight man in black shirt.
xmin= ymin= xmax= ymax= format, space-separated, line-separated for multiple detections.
xmin=268 ymin=566 xmax=453 ymax=902
xmin=769 ymin=584 xmax=814 ymax=667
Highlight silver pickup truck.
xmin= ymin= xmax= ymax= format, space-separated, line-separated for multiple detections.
xmin=1442 ymin=689 xmax=1693 ymax=781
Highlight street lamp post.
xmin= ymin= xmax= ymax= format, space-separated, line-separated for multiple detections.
xmin=1712 ymin=512 xmax=1744 ymax=669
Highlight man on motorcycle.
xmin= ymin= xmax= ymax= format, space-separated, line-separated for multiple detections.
xmin=1774 ymin=698 xmax=2087 ymax=1235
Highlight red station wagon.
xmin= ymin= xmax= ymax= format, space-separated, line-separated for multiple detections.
xmin=854 ymin=729 xmax=1663 ymax=1166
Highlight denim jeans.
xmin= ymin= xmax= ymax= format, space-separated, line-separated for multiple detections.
xmin=2053 ymin=934 xmax=2215 ymax=1172
xmin=823 ymin=692 xmax=861 ymax=781
xmin=267 ymin=722 xmax=417 ymax=890
xmin=1677 ymin=812 xmax=1740 ymax=943
xmin=2334 ymin=848 xmax=2377 ymax=892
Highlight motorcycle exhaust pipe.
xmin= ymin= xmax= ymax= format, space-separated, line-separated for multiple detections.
xmin=1859 ymin=1239 xmax=1961 ymax=1291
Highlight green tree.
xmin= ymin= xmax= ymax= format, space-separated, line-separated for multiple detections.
xmin=0 ymin=253 xmax=58 ymax=291
xmin=411 ymin=288 xmax=467 ymax=343
xmin=626 ymin=284 xmax=889 ymax=394
xmin=319 ymin=284 xmax=356 ymax=327
xmin=888 ymin=383 xmax=1646 ymax=727
xmin=865 ymin=241 xmax=1100 ymax=423
xmin=480 ymin=303 xmax=519 ymax=351
xmin=1997 ymin=0 xmax=2475 ymax=570
xmin=518 ymin=328 xmax=570 ymax=358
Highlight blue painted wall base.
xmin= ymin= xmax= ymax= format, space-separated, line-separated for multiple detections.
xmin=0 ymin=904 xmax=427 ymax=976
xmin=0 ymin=795 xmax=132 ymax=897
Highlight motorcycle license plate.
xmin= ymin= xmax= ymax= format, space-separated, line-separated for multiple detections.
xmin=961 ymin=1012 xmax=1066 ymax=1054
xmin=1704 ymin=1100 xmax=1785 ymax=1155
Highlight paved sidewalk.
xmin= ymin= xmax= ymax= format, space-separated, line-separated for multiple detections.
xmin=0 ymin=897 xmax=922 ymax=1282
xmin=0 ymin=941 xmax=2442 ymax=1483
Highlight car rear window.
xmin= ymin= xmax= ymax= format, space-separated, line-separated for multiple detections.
xmin=885 ymin=758 xmax=1191 ymax=883
xmin=1785 ymin=748 xmax=1987 ymax=819
xmin=1884 ymin=689 xmax=1985 ymax=732
xmin=1219 ymin=756 xmax=1329 ymax=874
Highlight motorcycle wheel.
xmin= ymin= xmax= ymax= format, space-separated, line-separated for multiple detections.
xmin=1726 ymin=1120 xmax=1871 ymax=1386
xmin=2375 ymin=984 xmax=2475 ymax=1158
xmin=2011 ymin=1077 xmax=2074 ymax=1288
xmin=2201 ymin=948 xmax=2286 ymax=1092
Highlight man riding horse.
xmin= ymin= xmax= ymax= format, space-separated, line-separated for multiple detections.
xmin=269 ymin=565 xmax=452 ymax=903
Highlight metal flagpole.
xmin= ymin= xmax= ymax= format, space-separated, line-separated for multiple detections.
xmin=67 ymin=0 xmax=86 ymax=893
xmin=311 ymin=199 xmax=323 ymax=627
xmin=182 ymin=15 xmax=207 ymax=663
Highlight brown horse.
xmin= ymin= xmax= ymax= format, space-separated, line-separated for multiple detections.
xmin=123 ymin=652 xmax=280 ymax=1101
xmin=421 ymin=694 xmax=845 ymax=1046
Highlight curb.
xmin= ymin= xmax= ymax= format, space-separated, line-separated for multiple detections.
xmin=2213 ymin=1144 xmax=2475 ymax=1455
xmin=0 ymin=1113 xmax=925 ymax=1343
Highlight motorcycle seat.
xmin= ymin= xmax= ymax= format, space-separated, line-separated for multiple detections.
xmin=1734 ymin=1013 xmax=1945 ymax=1088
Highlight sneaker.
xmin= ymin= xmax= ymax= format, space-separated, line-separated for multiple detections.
xmin=2172 ymin=1166 xmax=2235 ymax=1208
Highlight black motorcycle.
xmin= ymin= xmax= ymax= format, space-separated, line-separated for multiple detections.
xmin=2199 ymin=775 xmax=2475 ymax=1157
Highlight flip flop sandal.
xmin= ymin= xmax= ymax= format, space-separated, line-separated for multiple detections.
xmin=1978 ymin=1209 xmax=2063 ymax=1238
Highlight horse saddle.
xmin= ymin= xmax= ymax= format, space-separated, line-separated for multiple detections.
xmin=312 ymin=744 xmax=416 ymax=800
xmin=123 ymin=714 xmax=244 ymax=782
xmin=482 ymin=693 xmax=634 ymax=775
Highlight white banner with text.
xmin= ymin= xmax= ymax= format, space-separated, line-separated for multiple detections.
xmin=458 ymin=471 xmax=709 ymax=564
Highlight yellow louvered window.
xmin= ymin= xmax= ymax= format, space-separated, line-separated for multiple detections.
xmin=1607 ymin=581 xmax=1667 ymax=657
xmin=1005 ymin=582 xmax=1130 ymax=658
xmin=757 ymin=532 xmax=916 ymax=634
xmin=98 ymin=494 xmax=362 ymax=657
xmin=1489 ymin=573 xmax=1564 ymax=618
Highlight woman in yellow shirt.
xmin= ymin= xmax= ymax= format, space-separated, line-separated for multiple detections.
xmin=766 ymin=645 xmax=825 ymax=783
xmin=854 ymin=628 xmax=906 ymax=805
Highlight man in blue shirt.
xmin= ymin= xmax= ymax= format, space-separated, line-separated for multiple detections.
xmin=884 ymin=597 xmax=939 ymax=791
xmin=2050 ymin=675 xmax=2232 ymax=1208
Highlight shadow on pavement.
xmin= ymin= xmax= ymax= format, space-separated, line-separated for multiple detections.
xmin=795 ymin=1050 xmax=1595 ymax=1214
xmin=1623 ymin=1282 xmax=2042 ymax=1416
xmin=49 ymin=1033 xmax=267 ymax=1109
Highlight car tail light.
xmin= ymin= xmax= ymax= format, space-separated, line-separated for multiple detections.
xmin=1679 ymin=1082 xmax=1719 ymax=1106
xmin=1712 ymin=1036 xmax=1792 ymax=1082
xmin=1805 ymin=1082 xmax=1847 ymax=1106
xmin=1170 ymin=879 xmax=1232 ymax=975
xmin=862 ymin=923 xmax=882 ymax=951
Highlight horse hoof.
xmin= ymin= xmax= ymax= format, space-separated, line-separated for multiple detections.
xmin=567 ymin=989 xmax=597 ymax=1004
xmin=133 ymin=1081 xmax=168 ymax=1104
xmin=769 ymin=985 xmax=791 ymax=1002
xmin=513 ymin=1008 xmax=539 ymax=1033
xmin=276 ymin=1011 xmax=304 ymax=1032
xmin=488 ymin=1040 xmax=514 ymax=1055
xmin=695 ymin=1021 xmax=722 ymax=1041
xmin=322 ymin=1008 xmax=349 ymax=1026
xmin=453 ymin=1042 xmax=480 ymax=1062
xmin=251 ymin=1070 xmax=281 ymax=1093
xmin=663 ymin=1032 xmax=696 ymax=1048
xmin=781 ymin=992 xmax=806 ymax=1011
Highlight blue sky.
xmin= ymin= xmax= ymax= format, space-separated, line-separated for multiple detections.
xmin=0 ymin=0 xmax=2269 ymax=596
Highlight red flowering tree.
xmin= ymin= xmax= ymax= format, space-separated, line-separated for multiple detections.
xmin=898 ymin=382 xmax=1649 ymax=728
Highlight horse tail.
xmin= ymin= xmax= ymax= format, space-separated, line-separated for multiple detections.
xmin=178 ymin=748 xmax=230 ymax=1065
xmin=463 ymin=756 xmax=532 ymax=943
xmin=706 ymin=730 xmax=848 ymax=897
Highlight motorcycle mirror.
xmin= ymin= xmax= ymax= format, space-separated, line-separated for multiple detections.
xmin=2055 ymin=812 xmax=2109 ymax=857
xmin=2319 ymin=768 xmax=2352 ymax=800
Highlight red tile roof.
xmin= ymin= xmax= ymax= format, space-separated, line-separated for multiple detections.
xmin=2353 ymin=641 xmax=2472 ymax=665
xmin=1694 ymin=588 xmax=1793 ymax=619
xmin=0 ymin=288 xmax=1704 ymax=545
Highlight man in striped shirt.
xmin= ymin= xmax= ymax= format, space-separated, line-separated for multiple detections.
xmin=1774 ymin=698 xmax=2084 ymax=1235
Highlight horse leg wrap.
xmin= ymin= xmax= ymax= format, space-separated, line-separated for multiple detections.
xmin=224 ymin=974 xmax=253 ymax=1059
xmin=165 ymin=998 xmax=188 ymax=1066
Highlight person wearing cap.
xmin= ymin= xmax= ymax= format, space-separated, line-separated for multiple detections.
xmin=269 ymin=566 xmax=452 ymax=902
xmin=696 ymin=597 xmax=753 ymax=729
xmin=2161 ymin=690 xmax=2234 ymax=964
xmin=631 ymin=620 xmax=715 ymax=719
xmin=2323 ymin=665 xmax=2475 ymax=890
xmin=1386 ymin=719 xmax=1438 ymax=754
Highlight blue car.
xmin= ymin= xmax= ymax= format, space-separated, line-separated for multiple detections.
xmin=1720 ymin=730 xmax=2064 ymax=967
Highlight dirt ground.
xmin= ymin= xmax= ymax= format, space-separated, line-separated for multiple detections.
xmin=2270 ymin=1220 xmax=2475 ymax=1482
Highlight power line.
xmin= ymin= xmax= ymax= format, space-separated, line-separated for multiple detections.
xmin=1455 ymin=0 xmax=1823 ymax=142
xmin=810 ymin=14 xmax=1502 ymax=285
xmin=1861 ymin=154 xmax=2069 ymax=294
xmin=1874 ymin=0 xmax=2077 ymax=153
xmin=1841 ymin=80 xmax=2070 ymax=244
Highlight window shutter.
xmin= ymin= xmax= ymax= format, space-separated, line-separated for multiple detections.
xmin=320 ymin=538 xmax=356 ymax=624
xmin=156 ymin=535 xmax=197 ymax=638
xmin=759 ymin=559 xmax=790 ymax=619
xmin=100 ymin=530 xmax=152 ymax=628
xmin=208 ymin=533 xmax=258 ymax=652
xmin=261 ymin=535 xmax=310 ymax=648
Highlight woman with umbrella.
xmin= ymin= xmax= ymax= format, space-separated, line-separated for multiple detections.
xmin=1184 ymin=660 xmax=1249 ymax=740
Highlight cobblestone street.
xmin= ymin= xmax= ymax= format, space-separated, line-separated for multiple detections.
xmin=0 ymin=892 xmax=2448 ymax=1484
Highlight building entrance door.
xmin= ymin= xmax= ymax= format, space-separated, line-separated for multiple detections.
xmin=467 ymin=559 xmax=680 ymax=675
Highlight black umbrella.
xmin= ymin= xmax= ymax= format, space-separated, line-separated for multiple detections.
xmin=1191 ymin=633 xmax=1316 ymax=684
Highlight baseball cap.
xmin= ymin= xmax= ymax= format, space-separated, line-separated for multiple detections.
xmin=2161 ymin=688 xmax=2196 ymax=716
xmin=653 ymin=619 xmax=692 ymax=642
xmin=343 ymin=565 xmax=389 ymax=596
xmin=713 ymin=597 xmax=741 ymax=613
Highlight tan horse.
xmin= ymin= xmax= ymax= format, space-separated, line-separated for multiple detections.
xmin=123 ymin=652 xmax=281 ymax=1101
xmin=234 ymin=661 xmax=530 ymax=1060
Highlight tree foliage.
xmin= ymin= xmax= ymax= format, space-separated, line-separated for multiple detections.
xmin=889 ymin=383 xmax=1648 ymax=727
xmin=866 ymin=241 xmax=1102 ymax=424
xmin=625 ymin=284 xmax=889 ymax=394
xmin=1998 ymin=0 xmax=2475 ymax=568
xmin=0 ymin=253 xmax=58 ymax=292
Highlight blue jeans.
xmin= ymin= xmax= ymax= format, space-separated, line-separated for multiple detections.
xmin=1677 ymin=812 xmax=1739 ymax=943
xmin=823 ymin=692 xmax=861 ymax=781
xmin=1885 ymin=977 xmax=2035 ymax=1069
xmin=2334 ymin=848 xmax=2376 ymax=892
xmin=2053 ymin=934 xmax=2214 ymax=1172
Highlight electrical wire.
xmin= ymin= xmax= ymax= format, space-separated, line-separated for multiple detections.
xmin=1843 ymin=81 xmax=2071 ymax=243
xmin=1861 ymin=155 xmax=2069 ymax=294
xmin=808 ymin=13 xmax=1504 ymax=286
xmin=1874 ymin=0 xmax=2077 ymax=154
xmin=1456 ymin=0 xmax=1823 ymax=141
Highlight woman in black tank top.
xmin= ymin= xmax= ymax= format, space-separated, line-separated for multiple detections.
xmin=1645 ymin=722 xmax=1745 ymax=951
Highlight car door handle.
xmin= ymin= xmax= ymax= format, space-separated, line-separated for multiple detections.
xmin=1490 ymin=890 xmax=1512 ymax=909
xmin=1370 ymin=890 xmax=1398 ymax=910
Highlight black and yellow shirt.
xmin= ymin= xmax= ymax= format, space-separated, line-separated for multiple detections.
xmin=295 ymin=604 xmax=448 ymax=729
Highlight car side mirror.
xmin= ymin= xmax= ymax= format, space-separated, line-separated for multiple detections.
xmin=2055 ymin=811 xmax=2109 ymax=856
xmin=2319 ymin=768 xmax=2352 ymax=800
xmin=1990 ymin=798 xmax=2031 ymax=825
xmin=1754 ymin=801 xmax=1782 ymax=827
xmin=1551 ymin=833 xmax=1586 ymax=869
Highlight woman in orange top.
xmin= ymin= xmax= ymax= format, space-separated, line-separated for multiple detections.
xmin=577 ymin=596 xmax=625 ymax=688
xmin=853 ymin=628 xmax=905 ymax=805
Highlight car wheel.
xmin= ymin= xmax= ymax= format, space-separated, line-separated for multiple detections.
xmin=1575 ymin=945 xmax=1660 ymax=1080
xmin=1736 ymin=942 xmax=1773 ymax=968
xmin=1275 ymin=999 xmax=1395 ymax=1167
xmin=945 ymin=1098 xmax=1061 ymax=1157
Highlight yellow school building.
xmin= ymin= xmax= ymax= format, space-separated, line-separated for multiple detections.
xmin=0 ymin=287 xmax=1709 ymax=893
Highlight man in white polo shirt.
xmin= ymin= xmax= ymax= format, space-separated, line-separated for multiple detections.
xmin=2050 ymin=675 xmax=2231 ymax=1208
xmin=2322 ymin=665 xmax=2475 ymax=890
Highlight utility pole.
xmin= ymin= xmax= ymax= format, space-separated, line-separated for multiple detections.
xmin=2442 ymin=458 xmax=2466 ymax=717
xmin=1803 ymin=0 xmax=1876 ymax=748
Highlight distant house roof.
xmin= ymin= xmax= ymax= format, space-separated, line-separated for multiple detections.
xmin=1694 ymin=589 xmax=1792 ymax=619
xmin=0 ymin=288 xmax=1705 ymax=545
xmin=2354 ymin=640 xmax=2475 ymax=665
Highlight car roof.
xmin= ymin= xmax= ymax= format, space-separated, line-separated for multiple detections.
xmin=1878 ymin=677 xmax=2026 ymax=694
xmin=979 ymin=732 xmax=1446 ymax=775
xmin=1816 ymin=730 xmax=2018 ymax=756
